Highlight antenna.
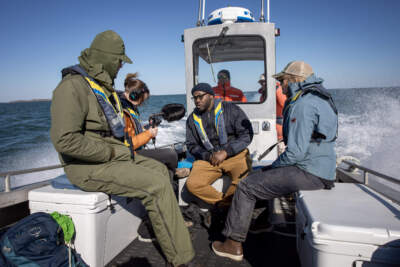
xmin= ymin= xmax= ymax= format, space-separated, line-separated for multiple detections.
xmin=197 ymin=0 xmax=202 ymax=26
xmin=201 ymin=0 xmax=206 ymax=26
xmin=260 ymin=0 xmax=265 ymax=22
xmin=260 ymin=0 xmax=270 ymax=23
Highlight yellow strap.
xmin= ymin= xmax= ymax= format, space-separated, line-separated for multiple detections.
xmin=292 ymin=90 xmax=303 ymax=101
xmin=214 ymin=101 xmax=223 ymax=135
xmin=85 ymin=77 xmax=124 ymax=120
xmin=193 ymin=113 xmax=207 ymax=137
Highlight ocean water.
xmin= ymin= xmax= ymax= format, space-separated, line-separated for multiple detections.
xmin=1 ymin=88 xmax=399 ymax=191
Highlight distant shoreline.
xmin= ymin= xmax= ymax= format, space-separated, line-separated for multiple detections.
xmin=6 ymin=99 xmax=51 ymax=104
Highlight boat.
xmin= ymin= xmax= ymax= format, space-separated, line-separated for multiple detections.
xmin=1 ymin=0 xmax=399 ymax=266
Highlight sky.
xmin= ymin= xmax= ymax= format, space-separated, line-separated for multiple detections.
xmin=0 ymin=0 xmax=399 ymax=102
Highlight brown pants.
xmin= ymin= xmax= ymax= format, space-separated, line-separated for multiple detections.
xmin=186 ymin=149 xmax=251 ymax=204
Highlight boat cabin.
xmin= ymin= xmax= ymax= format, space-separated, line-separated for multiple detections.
xmin=184 ymin=20 xmax=280 ymax=165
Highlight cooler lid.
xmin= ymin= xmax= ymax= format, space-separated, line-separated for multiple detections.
xmin=28 ymin=185 xmax=109 ymax=207
xmin=298 ymin=183 xmax=400 ymax=246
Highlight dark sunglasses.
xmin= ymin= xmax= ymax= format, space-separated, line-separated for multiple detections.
xmin=191 ymin=93 xmax=208 ymax=101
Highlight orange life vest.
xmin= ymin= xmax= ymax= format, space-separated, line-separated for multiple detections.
xmin=276 ymin=82 xmax=287 ymax=140
xmin=123 ymin=109 xmax=152 ymax=153
xmin=212 ymin=81 xmax=247 ymax=102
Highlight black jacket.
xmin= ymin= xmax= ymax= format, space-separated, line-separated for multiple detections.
xmin=186 ymin=101 xmax=253 ymax=161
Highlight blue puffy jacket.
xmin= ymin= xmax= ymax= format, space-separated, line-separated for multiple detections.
xmin=271 ymin=75 xmax=338 ymax=181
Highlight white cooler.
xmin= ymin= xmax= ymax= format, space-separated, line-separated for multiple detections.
xmin=29 ymin=185 xmax=144 ymax=267
xmin=296 ymin=183 xmax=400 ymax=267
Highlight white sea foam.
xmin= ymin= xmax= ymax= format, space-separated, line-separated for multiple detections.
xmin=3 ymin=143 xmax=63 ymax=189
xmin=337 ymin=91 xmax=400 ymax=178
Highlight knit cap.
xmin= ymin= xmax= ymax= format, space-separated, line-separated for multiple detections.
xmin=191 ymin=83 xmax=215 ymax=96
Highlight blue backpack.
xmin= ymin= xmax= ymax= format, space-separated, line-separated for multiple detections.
xmin=0 ymin=212 xmax=87 ymax=267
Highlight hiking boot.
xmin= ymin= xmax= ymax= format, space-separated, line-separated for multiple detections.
xmin=137 ymin=220 xmax=156 ymax=243
xmin=212 ymin=239 xmax=243 ymax=261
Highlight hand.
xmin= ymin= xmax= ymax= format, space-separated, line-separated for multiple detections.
xmin=149 ymin=127 xmax=158 ymax=138
xmin=210 ymin=150 xmax=228 ymax=166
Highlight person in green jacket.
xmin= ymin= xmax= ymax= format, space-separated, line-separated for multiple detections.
xmin=50 ymin=30 xmax=198 ymax=267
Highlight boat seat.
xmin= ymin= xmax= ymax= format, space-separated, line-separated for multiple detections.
xmin=51 ymin=174 xmax=80 ymax=190
xmin=30 ymin=175 xmax=145 ymax=267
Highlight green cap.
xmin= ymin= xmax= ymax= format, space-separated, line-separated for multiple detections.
xmin=90 ymin=30 xmax=132 ymax=64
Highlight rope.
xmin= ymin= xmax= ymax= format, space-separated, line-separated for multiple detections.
xmin=206 ymin=43 xmax=216 ymax=83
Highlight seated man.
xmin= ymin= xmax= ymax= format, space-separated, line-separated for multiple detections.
xmin=212 ymin=61 xmax=338 ymax=261
xmin=212 ymin=70 xmax=247 ymax=102
xmin=50 ymin=30 xmax=198 ymax=267
xmin=185 ymin=83 xmax=253 ymax=207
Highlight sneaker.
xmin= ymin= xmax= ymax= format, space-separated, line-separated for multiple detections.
xmin=138 ymin=220 xmax=156 ymax=243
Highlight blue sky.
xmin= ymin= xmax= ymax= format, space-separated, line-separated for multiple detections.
xmin=0 ymin=0 xmax=399 ymax=102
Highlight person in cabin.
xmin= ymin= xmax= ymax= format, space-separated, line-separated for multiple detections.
xmin=275 ymin=80 xmax=287 ymax=154
xmin=50 ymin=30 xmax=201 ymax=267
xmin=212 ymin=61 xmax=338 ymax=261
xmin=257 ymin=73 xmax=267 ymax=103
xmin=185 ymin=83 xmax=253 ymax=209
xmin=258 ymin=74 xmax=286 ymax=141
xmin=212 ymin=70 xmax=247 ymax=102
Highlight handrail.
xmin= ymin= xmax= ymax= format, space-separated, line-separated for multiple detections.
xmin=342 ymin=160 xmax=400 ymax=186
xmin=0 ymin=164 xmax=65 ymax=193
xmin=0 ymin=142 xmax=186 ymax=193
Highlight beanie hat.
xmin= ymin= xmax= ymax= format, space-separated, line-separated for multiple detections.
xmin=191 ymin=83 xmax=215 ymax=96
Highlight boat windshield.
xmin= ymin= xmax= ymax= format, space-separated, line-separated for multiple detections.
xmin=193 ymin=35 xmax=266 ymax=104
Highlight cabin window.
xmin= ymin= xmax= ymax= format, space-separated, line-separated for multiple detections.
xmin=192 ymin=35 xmax=267 ymax=104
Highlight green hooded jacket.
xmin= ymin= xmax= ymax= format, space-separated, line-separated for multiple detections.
xmin=50 ymin=31 xmax=132 ymax=183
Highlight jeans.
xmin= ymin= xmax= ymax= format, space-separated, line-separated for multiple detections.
xmin=222 ymin=165 xmax=327 ymax=242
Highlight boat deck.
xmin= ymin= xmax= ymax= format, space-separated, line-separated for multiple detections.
xmin=106 ymin=220 xmax=300 ymax=267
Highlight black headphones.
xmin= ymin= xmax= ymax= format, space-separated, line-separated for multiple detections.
xmin=129 ymin=84 xmax=149 ymax=101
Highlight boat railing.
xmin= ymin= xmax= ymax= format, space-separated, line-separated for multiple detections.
xmin=0 ymin=142 xmax=187 ymax=193
xmin=342 ymin=160 xmax=400 ymax=204
xmin=0 ymin=164 xmax=65 ymax=193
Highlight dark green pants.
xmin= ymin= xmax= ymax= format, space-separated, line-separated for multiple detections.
xmin=66 ymin=154 xmax=194 ymax=266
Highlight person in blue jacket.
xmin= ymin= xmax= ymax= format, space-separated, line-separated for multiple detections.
xmin=212 ymin=61 xmax=338 ymax=261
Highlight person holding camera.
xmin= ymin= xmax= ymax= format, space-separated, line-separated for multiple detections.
xmin=119 ymin=73 xmax=187 ymax=240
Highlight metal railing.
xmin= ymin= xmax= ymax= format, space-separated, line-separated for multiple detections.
xmin=342 ymin=160 xmax=400 ymax=186
xmin=0 ymin=164 xmax=64 ymax=193
xmin=342 ymin=160 xmax=400 ymax=204
xmin=0 ymin=142 xmax=186 ymax=193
